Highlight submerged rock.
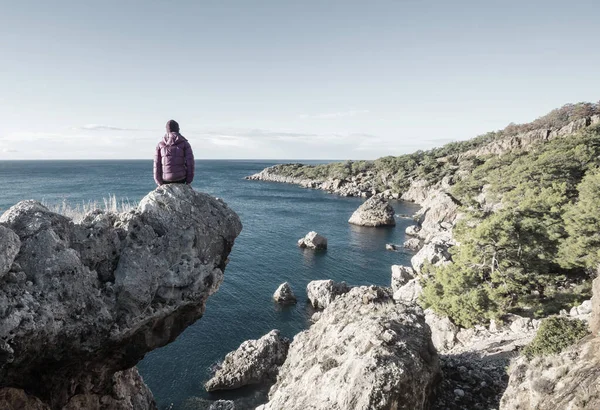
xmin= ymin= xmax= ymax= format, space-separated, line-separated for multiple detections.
xmin=257 ymin=286 xmax=440 ymax=410
xmin=297 ymin=231 xmax=328 ymax=250
xmin=348 ymin=196 xmax=396 ymax=227
xmin=205 ymin=330 xmax=290 ymax=392
xmin=0 ymin=185 xmax=242 ymax=409
xmin=273 ymin=282 xmax=297 ymax=305
xmin=306 ymin=279 xmax=350 ymax=309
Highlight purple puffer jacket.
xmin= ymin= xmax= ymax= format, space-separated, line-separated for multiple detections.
xmin=153 ymin=123 xmax=195 ymax=185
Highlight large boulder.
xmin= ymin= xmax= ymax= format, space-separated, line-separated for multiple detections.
xmin=393 ymin=279 xmax=423 ymax=305
xmin=257 ymin=286 xmax=440 ymax=410
xmin=306 ymin=280 xmax=350 ymax=309
xmin=205 ymin=330 xmax=290 ymax=391
xmin=0 ymin=185 xmax=242 ymax=409
xmin=348 ymin=196 xmax=396 ymax=227
xmin=297 ymin=231 xmax=328 ymax=250
xmin=273 ymin=282 xmax=297 ymax=305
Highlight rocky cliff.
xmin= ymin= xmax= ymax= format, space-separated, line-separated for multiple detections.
xmin=0 ymin=184 xmax=242 ymax=409
xmin=257 ymin=286 xmax=440 ymax=410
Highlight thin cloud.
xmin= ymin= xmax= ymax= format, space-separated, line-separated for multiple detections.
xmin=299 ymin=110 xmax=370 ymax=119
xmin=1 ymin=148 xmax=18 ymax=153
xmin=78 ymin=124 xmax=141 ymax=131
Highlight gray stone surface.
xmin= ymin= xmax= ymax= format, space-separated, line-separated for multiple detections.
xmin=258 ymin=286 xmax=440 ymax=410
xmin=0 ymin=185 xmax=242 ymax=409
xmin=297 ymin=231 xmax=328 ymax=250
xmin=348 ymin=196 xmax=395 ymax=227
xmin=205 ymin=330 xmax=290 ymax=391
xmin=0 ymin=225 xmax=20 ymax=279
xmin=390 ymin=265 xmax=415 ymax=292
xmin=273 ymin=282 xmax=297 ymax=304
xmin=306 ymin=279 xmax=350 ymax=309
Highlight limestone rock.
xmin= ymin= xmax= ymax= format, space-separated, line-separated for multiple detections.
xmin=258 ymin=286 xmax=441 ymax=410
xmin=348 ymin=197 xmax=395 ymax=227
xmin=403 ymin=238 xmax=420 ymax=250
xmin=205 ymin=330 xmax=290 ymax=391
xmin=411 ymin=242 xmax=451 ymax=273
xmin=390 ymin=265 xmax=415 ymax=292
xmin=0 ymin=225 xmax=20 ymax=279
xmin=393 ymin=278 xmax=423 ymax=305
xmin=405 ymin=225 xmax=420 ymax=236
xmin=425 ymin=309 xmax=459 ymax=351
xmin=500 ymin=337 xmax=600 ymax=410
xmin=0 ymin=185 xmax=242 ymax=409
xmin=273 ymin=282 xmax=297 ymax=304
xmin=385 ymin=243 xmax=398 ymax=251
xmin=297 ymin=231 xmax=327 ymax=250
xmin=591 ymin=274 xmax=600 ymax=335
xmin=306 ymin=279 xmax=350 ymax=309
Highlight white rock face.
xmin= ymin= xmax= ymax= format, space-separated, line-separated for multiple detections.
xmin=393 ymin=279 xmax=423 ymax=304
xmin=405 ymin=225 xmax=421 ymax=236
xmin=0 ymin=225 xmax=20 ymax=279
xmin=348 ymin=196 xmax=396 ymax=227
xmin=306 ymin=280 xmax=350 ymax=309
xmin=391 ymin=265 xmax=415 ymax=292
xmin=570 ymin=299 xmax=592 ymax=319
xmin=403 ymin=237 xmax=421 ymax=250
xmin=425 ymin=309 xmax=460 ymax=351
xmin=205 ymin=330 xmax=290 ymax=391
xmin=297 ymin=231 xmax=328 ymax=250
xmin=411 ymin=242 xmax=451 ymax=273
xmin=273 ymin=282 xmax=297 ymax=304
xmin=258 ymin=286 xmax=440 ymax=410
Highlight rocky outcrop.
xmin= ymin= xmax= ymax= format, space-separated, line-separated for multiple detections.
xmin=205 ymin=330 xmax=290 ymax=392
xmin=273 ymin=282 xmax=297 ymax=305
xmin=0 ymin=226 xmax=20 ymax=280
xmin=411 ymin=242 xmax=451 ymax=273
xmin=348 ymin=196 xmax=395 ymax=227
xmin=460 ymin=115 xmax=600 ymax=159
xmin=403 ymin=238 xmax=420 ymax=250
xmin=390 ymin=265 xmax=415 ymax=292
xmin=297 ymin=231 xmax=328 ymax=250
xmin=393 ymin=279 xmax=423 ymax=304
xmin=306 ymin=280 xmax=350 ymax=309
xmin=0 ymin=184 xmax=242 ymax=409
xmin=257 ymin=286 xmax=440 ymax=410
xmin=500 ymin=272 xmax=600 ymax=410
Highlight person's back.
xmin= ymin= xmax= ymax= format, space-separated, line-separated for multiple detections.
xmin=154 ymin=120 xmax=195 ymax=186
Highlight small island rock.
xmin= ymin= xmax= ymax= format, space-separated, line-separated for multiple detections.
xmin=348 ymin=197 xmax=396 ymax=227
xmin=297 ymin=231 xmax=328 ymax=250
xmin=273 ymin=282 xmax=297 ymax=304
xmin=205 ymin=330 xmax=290 ymax=392
xmin=385 ymin=243 xmax=399 ymax=251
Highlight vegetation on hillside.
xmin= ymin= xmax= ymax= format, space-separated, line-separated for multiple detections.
xmin=269 ymin=102 xmax=600 ymax=191
xmin=422 ymin=125 xmax=600 ymax=326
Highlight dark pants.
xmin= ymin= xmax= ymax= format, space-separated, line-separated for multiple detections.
xmin=163 ymin=179 xmax=186 ymax=184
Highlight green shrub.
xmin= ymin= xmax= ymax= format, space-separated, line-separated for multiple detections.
xmin=522 ymin=317 xmax=589 ymax=359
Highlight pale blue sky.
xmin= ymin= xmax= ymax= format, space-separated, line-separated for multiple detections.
xmin=1 ymin=0 xmax=598 ymax=159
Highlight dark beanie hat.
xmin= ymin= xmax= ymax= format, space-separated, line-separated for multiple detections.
xmin=166 ymin=120 xmax=180 ymax=133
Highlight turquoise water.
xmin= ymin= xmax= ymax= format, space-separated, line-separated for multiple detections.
xmin=0 ymin=160 xmax=419 ymax=409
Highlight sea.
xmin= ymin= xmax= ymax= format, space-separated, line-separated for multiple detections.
xmin=0 ymin=160 xmax=419 ymax=409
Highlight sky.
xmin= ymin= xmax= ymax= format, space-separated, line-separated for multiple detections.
xmin=0 ymin=0 xmax=599 ymax=160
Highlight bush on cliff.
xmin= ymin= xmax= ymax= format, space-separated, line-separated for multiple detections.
xmin=522 ymin=317 xmax=589 ymax=359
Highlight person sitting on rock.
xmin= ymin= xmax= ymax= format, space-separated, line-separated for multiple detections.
xmin=154 ymin=119 xmax=195 ymax=186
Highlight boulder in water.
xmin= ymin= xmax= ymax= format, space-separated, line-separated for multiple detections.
xmin=348 ymin=197 xmax=395 ymax=227
xmin=273 ymin=282 xmax=297 ymax=304
xmin=297 ymin=231 xmax=328 ymax=250
xmin=205 ymin=330 xmax=290 ymax=392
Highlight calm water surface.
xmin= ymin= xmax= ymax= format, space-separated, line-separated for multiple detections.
xmin=0 ymin=160 xmax=419 ymax=409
